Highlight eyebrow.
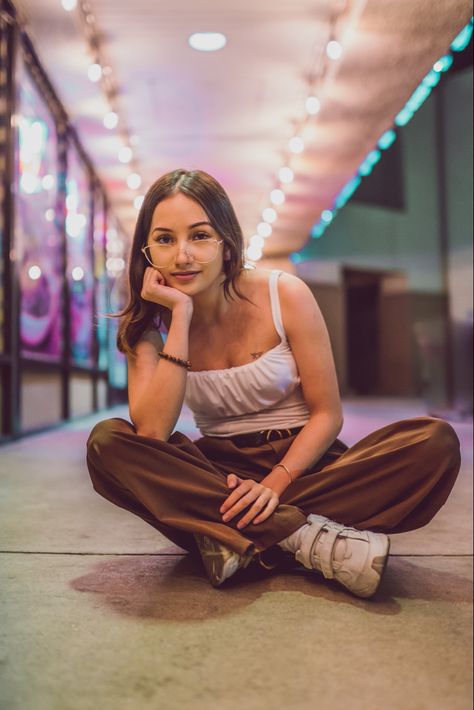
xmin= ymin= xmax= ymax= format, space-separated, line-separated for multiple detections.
xmin=151 ymin=221 xmax=212 ymax=233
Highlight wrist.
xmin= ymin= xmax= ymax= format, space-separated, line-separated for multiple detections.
xmin=261 ymin=467 xmax=290 ymax=497
xmin=172 ymin=301 xmax=193 ymax=322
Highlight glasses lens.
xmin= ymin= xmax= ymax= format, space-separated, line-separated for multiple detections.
xmin=144 ymin=239 xmax=219 ymax=267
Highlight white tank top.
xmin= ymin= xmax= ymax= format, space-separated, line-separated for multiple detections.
xmin=184 ymin=269 xmax=310 ymax=437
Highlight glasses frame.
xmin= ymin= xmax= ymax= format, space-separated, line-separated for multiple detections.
xmin=141 ymin=238 xmax=224 ymax=268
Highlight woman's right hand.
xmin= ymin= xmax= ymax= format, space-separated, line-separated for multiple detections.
xmin=140 ymin=266 xmax=193 ymax=313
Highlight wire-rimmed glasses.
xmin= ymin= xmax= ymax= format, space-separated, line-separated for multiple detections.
xmin=141 ymin=238 xmax=224 ymax=268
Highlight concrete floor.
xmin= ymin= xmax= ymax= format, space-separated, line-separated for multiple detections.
xmin=0 ymin=398 xmax=472 ymax=710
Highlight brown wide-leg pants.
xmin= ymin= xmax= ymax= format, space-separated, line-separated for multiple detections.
xmin=86 ymin=416 xmax=461 ymax=565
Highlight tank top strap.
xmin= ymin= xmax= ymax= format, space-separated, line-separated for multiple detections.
xmin=269 ymin=269 xmax=287 ymax=341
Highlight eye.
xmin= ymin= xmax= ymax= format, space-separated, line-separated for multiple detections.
xmin=192 ymin=232 xmax=212 ymax=241
xmin=154 ymin=234 xmax=174 ymax=245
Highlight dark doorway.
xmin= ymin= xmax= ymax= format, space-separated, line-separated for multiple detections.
xmin=344 ymin=269 xmax=382 ymax=395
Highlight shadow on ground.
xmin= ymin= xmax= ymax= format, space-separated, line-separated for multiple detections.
xmin=71 ymin=553 xmax=473 ymax=622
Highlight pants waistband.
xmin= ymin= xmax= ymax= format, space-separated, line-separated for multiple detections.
xmin=226 ymin=426 xmax=303 ymax=448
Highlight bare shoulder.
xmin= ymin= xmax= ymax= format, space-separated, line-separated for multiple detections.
xmin=276 ymin=272 xmax=324 ymax=337
xmin=237 ymin=266 xmax=272 ymax=294
xmin=277 ymin=270 xmax=314 ymax=300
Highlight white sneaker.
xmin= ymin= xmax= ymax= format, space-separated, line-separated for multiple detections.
xmin=295 ymin=514 xmax=390 ymax=598
xmin=193 ymin=533 xmax=253 ymax=587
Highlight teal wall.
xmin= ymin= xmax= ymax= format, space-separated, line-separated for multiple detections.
xmin=296 ymin=66 xmax=473 ymax=409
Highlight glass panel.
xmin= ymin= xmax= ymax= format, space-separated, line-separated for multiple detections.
xmin=108 ymin=273 xmax=127 ymax=390
xmin=66 ymin=142 xmax=94 ymax=367
xmin=70 ymin=371 xmax=94 ymax=417
xmin=93 ymin=190 xmax=108 ymax=371
xmin=97 ymin=377 xmax=108 ymax=409
xmin=21 ymin=369 xmax=62 ymax=430
xmin=14 ymin=57 xmax=64 ymax=362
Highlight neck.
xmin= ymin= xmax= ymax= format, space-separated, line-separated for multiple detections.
xmin=191 ymin=274 xmax=231 ymax=328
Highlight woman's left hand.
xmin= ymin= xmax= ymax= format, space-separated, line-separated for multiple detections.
xmin=219 ymin=474 xmax=280 ymax=529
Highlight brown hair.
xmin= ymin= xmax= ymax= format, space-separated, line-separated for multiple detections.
xmin=115 ymin=169 xmax=252 ymax=356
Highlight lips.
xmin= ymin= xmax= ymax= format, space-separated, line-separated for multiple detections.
xmin=171 ymin=271 xmax=200 ymax=282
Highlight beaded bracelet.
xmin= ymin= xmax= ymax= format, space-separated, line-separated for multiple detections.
xmin=158 ymin=351 xmax=192 ymax=370
xmin=272 ymin=463 xmax=293 ymax=483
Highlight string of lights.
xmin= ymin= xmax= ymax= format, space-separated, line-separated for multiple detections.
xmin=245 ymin=0 xmax=357 ymax=264
xmin=60 ymin=0 xmax=143 ymax=277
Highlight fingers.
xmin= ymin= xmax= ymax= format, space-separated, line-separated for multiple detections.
xmin=237 ymin=492 xmax=279 ymax=529
xmin=252 ymin=497 xmax=280 ymax=525
xmin=219 ymin=479 xmax=279 ymax=529
xmin=220 ymin=480 xmax=256 ymax=520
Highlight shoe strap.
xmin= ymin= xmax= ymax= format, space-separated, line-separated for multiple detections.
xmin=317 ymin=525 xmax=340 ymax=579
xmin=295 ymin=518 xmax=325 ymax=570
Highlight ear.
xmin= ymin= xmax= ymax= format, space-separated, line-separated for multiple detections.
xmin=224 ymin=248 xmax=231 ymax=261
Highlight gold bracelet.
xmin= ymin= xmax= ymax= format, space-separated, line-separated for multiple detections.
xmin=158 ymin=351 xmax=192 ymax=370
xmin=272 ymin=463 xmax=293 ymax=483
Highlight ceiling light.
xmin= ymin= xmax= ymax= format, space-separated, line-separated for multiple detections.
xmin=326 ymin=40 xmax=343 ymax=60
xmin=127 ymin=173 xmax=142 ymax=189
xmin=262 ymin=207 xmax=277 ymax=223
xmin=134 ymin=195 xmax=144 ymax=210
xmin=188 ymin=32 xmax=227 ymax=52
xmin=289 ymin=136 xmax=304 ymax=153
xmin=118 ymin=146 xmax=133 ymax=163
xmin=278 ymin=167 xmax=294 ymax=184
xmin=61 ymin=0 xmax=77 ymax=10
xmin=257 ymin=222 xmax=272 ymax=237
xmin=246 ymin=245 xmax=263 ymax=261
xmin=270 ymin=189 xmax=285 ymax=205
xmin=87 ymin=63 xmax=102 ymax=82
xmin=305 ymin=96 xmax=321 ymax=114
xmin=249 ymin=235 xmax=265 ymax=249
xmin=103 ymin=111 xmax=118 ymax=129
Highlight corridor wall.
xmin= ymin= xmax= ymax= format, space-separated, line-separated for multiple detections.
xmin=0 ymin=3 xmax=128 ymax=441
xmin=295 ymin=64 xmax=473 ymax=414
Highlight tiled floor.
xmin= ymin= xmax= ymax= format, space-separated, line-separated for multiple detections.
xmin=1 ymin=398 xmax=472 ymax=710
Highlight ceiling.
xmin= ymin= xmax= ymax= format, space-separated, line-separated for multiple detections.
xmin=12 ymin=0 xmax=473 ymax=262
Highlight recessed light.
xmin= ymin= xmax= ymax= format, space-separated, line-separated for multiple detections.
xmin=188 ymin=32 xmax=227 ymax=52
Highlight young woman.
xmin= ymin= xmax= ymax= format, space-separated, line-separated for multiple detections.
xmin=86 ymin=168 xmax=461 ymax=598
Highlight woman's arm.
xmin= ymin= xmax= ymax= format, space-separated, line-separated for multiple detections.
xmin=261 ymin=273 xmax=343 ymax=496
xmin=128 ymin=267 xmax=194 ymax=441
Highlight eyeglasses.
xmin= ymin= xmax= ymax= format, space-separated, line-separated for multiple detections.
xmin=141 ymin=237 xmax=224 ymax=268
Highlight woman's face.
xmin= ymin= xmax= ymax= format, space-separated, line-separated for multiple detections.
xmin=145 ymin=192 xmax=229 ymax=292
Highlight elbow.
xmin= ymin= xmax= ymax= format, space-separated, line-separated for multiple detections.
xmin=310 ymin=409 xmax=343 ymax=435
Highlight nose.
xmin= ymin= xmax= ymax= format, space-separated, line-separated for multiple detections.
xmin=174 ymin=243 xmax=194 ymax=264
